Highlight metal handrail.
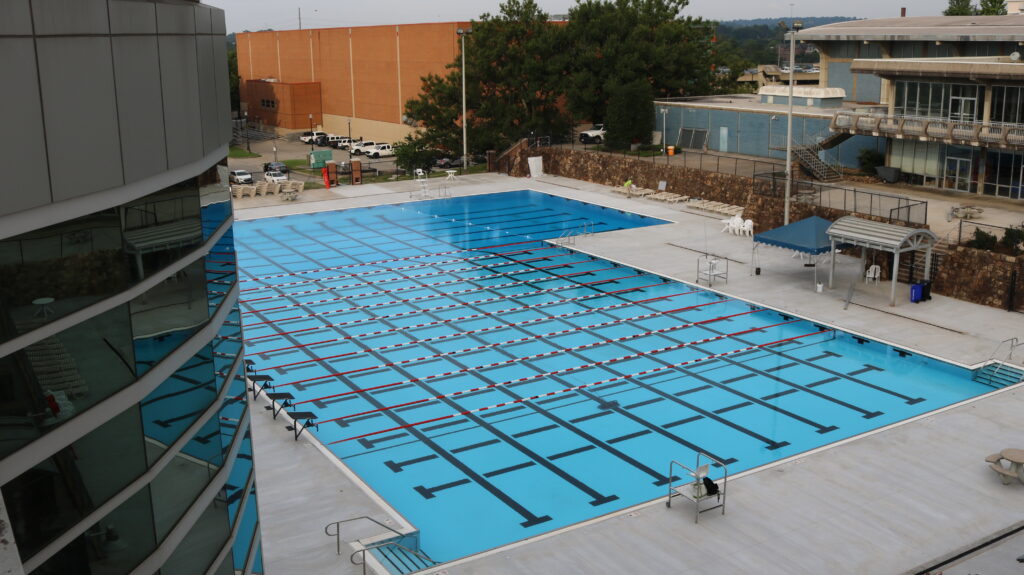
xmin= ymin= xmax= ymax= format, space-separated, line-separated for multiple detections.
xmin=324 ymin=516 xmax=405 ymax=556
xmin=983 ymin=337 xmax=1023 ymax=386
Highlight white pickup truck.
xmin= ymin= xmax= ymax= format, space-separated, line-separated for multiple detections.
xmin=367 ymin=143 xmax=394 ymax=159
xmin=299 ymin=131 xmax=327 ymax=143
xmin=349 ymin=140 xmax=378 ymax=155
xmin=578 ymin=124 xmax=606 ymax=144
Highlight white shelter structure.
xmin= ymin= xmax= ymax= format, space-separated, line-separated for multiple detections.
xmin=826 ymin=216 xmax=938 ymax=306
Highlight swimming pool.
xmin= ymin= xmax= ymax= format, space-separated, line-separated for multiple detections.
xmin=234 ymin=190 xmax=999 ymax=565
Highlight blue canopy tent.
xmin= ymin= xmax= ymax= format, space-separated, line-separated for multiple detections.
xmin=751 ymin=216 xmax=848 ymax=285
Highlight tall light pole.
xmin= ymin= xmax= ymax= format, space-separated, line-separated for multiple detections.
xmin=457 ymin=28 xmax=473 ymax=173
xmin=661 ymin=107 xmax=668 ymax=158
xmin=244 ymin=111 xmax=251 ymax=152
xmin=308 ymin=113 xmax=314 ymax=153
xmin=783 ymin=19 xmax=803 ymax=226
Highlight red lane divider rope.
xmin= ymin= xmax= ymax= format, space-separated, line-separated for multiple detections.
xmin=311 ymin=318 xmax=802 ymax=421
xmin=292 ymin=305 xmax=763 ymax=402
xmin=241 ymin=272 xmax=646 ymax=327
xmin=239 ymin=280 xmax=678 ymax=343
xmin=250 ymin=288 xmax=708 ymax=356
xmin=240 ymin=251 xmax=581 ymax=303
xmin=239 ymin=239 xmax=545 ymax=286
xmin=242 ymin=264 xmax=618 ymax=315
xmin=239 ymin=249 xmax=577 ymax=302
xmin=328 ymin=328 xmax=833 ymax=444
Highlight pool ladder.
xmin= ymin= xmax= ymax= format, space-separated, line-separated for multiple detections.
xmin=325 ymin=516 xmax=437 ymax=575
xmin=554 ymin=220 xmax=594 ymax=246
xmin=975 ymin=337 xmax=1024 ymax=388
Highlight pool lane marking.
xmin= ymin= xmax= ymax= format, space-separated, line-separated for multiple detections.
xmin=328 ymin=328 xmax=832 ymax=445
xmin=314 ymin=319 xmax=803 ymax=423
xmin=239 ymin=238 xmax=545 ymax=283
xmin=241 ymin=245 xmax=574 ymax=296
xmin=242 ymin=273 xmax=556 ymax=529
xmin=240 ymin=251 xmax=585 ymax=302
xmin=240 ymin=271 xmax=648 ymax=327
xmin=241 ymin=264 xmax=622 ymax=315
xmin=239 ymin=279 xmax=675 ymax=343
xmin=290 ymin=304 xmax=755 ymax=399
xmin=249 ymin=288 xmax=703 ymax=356
xmin=713 ymin=328 xmax=927 ymax=406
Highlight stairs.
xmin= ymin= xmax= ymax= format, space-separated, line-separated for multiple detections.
xmin=792 ymin=145 xmax=842 ymax=182
xmin=816 ymin=131 xmax=853 ymax=150
xmin=366 ymin=537 xmax=438 ymax=574
xmin=973 ymin=363 xmax=1024 ymax=389
xmin=896 ymin=240 xmax=950 ymax=285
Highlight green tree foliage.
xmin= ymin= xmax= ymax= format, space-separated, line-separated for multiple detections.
xmin=227 ymin=46 xmax=240 ymax=111
xmin=978 ymin=0 xmax=1008 ymax=14
xmin=563 ymin=0 xmax=717 ymax=125
xmin=404 ymin=0 xmax=568 ymax=155
xmin=394 ymin=135 xmax=438 ymax=174
xmin=603 ymin=80 xmax=654 ymax=149
xmin=944 ymin=0 xmax=976 ymax=15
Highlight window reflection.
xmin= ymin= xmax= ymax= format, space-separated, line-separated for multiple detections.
xmin=32 ymin=486 xmax=156 ymax=575
xmin=131 ymin=257 xmax=210 ymax=377
xmin=1 ymin=408 xmax=147 ymax=561
xmin=159 ymin=495 xmax=232 ymax=575
xmin=0 ymin=157 xmax=229 ymax=344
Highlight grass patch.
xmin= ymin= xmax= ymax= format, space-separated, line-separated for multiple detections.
xmin=229 ymin=146 xmax=261 ymax=159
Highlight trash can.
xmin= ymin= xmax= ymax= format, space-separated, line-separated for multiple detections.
xmin=910 ymin=282 xmax=924 ymax=303
xmin=667 ymin=146 xmax=675 ymax=156
xmin=921 ymin=279 xmax=932 ymax=301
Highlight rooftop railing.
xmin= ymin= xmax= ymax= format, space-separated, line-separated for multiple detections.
xmin=832 ymin=111 xmax=1024 ymax=149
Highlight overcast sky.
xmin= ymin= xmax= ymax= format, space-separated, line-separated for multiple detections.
xmin=205 ymin=0 xmax=944 ymax=34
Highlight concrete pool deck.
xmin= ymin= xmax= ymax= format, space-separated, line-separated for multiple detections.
xmin=237 ymin=173 xmax=1024 ymax=575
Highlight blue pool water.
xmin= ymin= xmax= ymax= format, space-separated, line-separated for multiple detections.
xmin=234 ymin=190 xmax=995 ymax=564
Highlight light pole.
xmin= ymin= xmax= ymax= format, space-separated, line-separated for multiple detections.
xmin=783 ymin=19 xmax=803 ymax=226
xmin=661 ymin=107 xmax=668 ymax=162
xmin=244 ymin=111 xmax=251 ymax=153
xmin=347 ymin=118 xmax=352 ymax=156
xmin=457 ymin=28 xmax=473 ymax=173
xmin=308 ymin=113 xmax=314 ymax=153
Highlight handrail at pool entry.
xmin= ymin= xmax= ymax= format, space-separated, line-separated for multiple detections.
xmin=351 ymin=539 xmax=437 ymax=575
xmin=325 ymin=515 xmax=409 ymax=555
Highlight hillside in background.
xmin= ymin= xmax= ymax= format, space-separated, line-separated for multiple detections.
xmin=718 ymin=16 xmax=859 ymax=28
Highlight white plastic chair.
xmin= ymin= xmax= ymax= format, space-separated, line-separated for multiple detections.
xmin=414 ymin=168 xmax=427 ymax=182
xmin=741 ymin=219 xmax=754 ymax=236
xmin=865 ymin=264 xmax=881 ymax=284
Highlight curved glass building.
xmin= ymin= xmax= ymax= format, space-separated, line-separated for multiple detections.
xmin=0 ymin=1 xmax=261 ymax=573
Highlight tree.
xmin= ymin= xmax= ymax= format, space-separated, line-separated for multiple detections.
xmin=227 ymin=45 xmax=240 ymax=112
xmin=603 ymin=80 xmax=654 ymax=149
xmin=394 ymin=134 xmax=438 ymax=174
xmin=978 ymin=0 xmax=1007 ymax=14
xmin=404 ymin=0 xmax=569 ymax=155
xmin=944 ymin=0 xmax=976 ymax=15
xmin=563 ymin=0 xmax=717 ymax=124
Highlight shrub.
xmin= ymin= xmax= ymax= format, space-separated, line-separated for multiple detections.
xmin=857 ymin=148 xmax=885 ymax=175
xmin=965 ymin=228 xmax=998 ymax=251
xmin=1000 ymin=227 xmax=1024 ymax=255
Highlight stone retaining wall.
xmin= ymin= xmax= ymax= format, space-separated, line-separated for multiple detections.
xmin=933 ymin=247 xmax=1023 ymax=311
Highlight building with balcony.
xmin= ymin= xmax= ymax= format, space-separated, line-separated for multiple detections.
xmin=660 ymin=15 xmax=1024 ymax=199
xmin=0 ymin=1 xmax=261 ymax=574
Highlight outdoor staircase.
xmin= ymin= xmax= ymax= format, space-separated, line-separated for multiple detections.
xmin=896 ymin=239 xmax=951 ymax=285
xmin=367 ymin=538 xmax=438 ymax=574
xmin=816 ymin=131 xmax=853 ymax=151
xmin=972 ymin=363 xmax=1024 ymax=389
xmin=791 ymin=145 xmax=842 ymax=182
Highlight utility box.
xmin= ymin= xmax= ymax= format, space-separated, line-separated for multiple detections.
xmin=351 ymin=160 xmax=362 ymax=185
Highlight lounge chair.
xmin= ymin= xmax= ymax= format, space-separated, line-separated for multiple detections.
xmin=990 ymin=462 xmax=1018 ymax=485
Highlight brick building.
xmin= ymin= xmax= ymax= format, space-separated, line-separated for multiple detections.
xmin=237 ymin=22 xmax=469 ymax=143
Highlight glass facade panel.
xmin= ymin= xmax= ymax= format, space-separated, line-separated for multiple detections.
xmin=232 ymin=486 xmax=260 ymax=571
xmin=159 ymin=494 xmax=231 ymax=575
xmin=0 ymin=158 xmax=229 ymax=344
xmin=984 ymin=150 xmax=1024 ymax=199
xmin=894 ymin=81 xmax=981 ymax=121
xmin=1 ymin=408 xmax=146 ymax=561
xmin=33 ymin=485 xmax=157 ymax=575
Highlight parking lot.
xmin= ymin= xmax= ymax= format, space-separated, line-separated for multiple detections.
xmin=229 ymin=131 xmax=399 ymax=183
